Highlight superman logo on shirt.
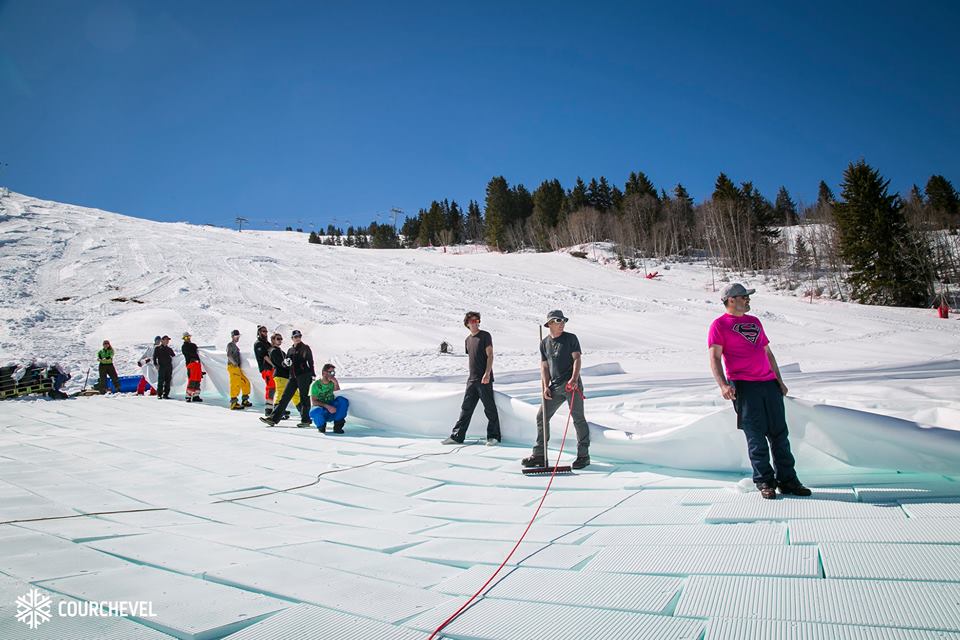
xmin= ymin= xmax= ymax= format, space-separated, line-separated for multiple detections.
xmin=733 ymin=323 xmax=760 ymax=344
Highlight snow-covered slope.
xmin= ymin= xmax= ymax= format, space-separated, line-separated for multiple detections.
xmin=3 ymin=190 xmax=960 ymax=639
xmin=0 ymin=191 xmax=955 ymax=373
xmin=2 ymin=189 xmax=959 ymax=428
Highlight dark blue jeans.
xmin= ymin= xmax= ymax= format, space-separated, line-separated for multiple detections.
xmin=732 ymin=379 xmax=798 ymax=488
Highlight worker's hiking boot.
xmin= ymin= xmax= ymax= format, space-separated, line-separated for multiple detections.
xmin=521 ymin=455 xmax=545 ymax=468
xmin=441 ymin=437 xmax=463 ymax=445
xmin=757 ymin=483 xmax=778 ymax=500
xmin=259 ymin=416 xmax=276 ymax=427
xmin=229 ymin=398 xmax=243 ymax=410
xmin=571 ymin=455 xmax=591 ymax=470
xmin=241 ymin=395 xmax=252 ymax=408
xmin=779 ymin=482 xmax=812 ymax=497
xmin=333 ymin=420 xmax=345 ymax=434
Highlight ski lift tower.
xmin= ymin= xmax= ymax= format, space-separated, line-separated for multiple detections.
xmin=235 ymin=216 xmax=248 ymax=232
xmin=390 ymin=207 xmax=403 ymax=231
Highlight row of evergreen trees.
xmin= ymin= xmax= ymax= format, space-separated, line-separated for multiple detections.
xmin=307 ymin=165 xmax=959 ymax=307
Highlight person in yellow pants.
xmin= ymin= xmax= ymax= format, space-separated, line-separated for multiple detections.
xmin=226 ymin=329 xmax=252 ymax=410
xmin=268 ymin=332 xmax=298 ymax=417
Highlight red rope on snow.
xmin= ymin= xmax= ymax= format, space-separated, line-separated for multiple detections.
xmin=428 ymin=385 xmax=582 ymax=639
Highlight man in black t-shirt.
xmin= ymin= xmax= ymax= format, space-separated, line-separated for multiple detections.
xmin=522 ymin=309 xmax=591 ymax=469
xmin=442 ymin=311 xmax=501 ymax=446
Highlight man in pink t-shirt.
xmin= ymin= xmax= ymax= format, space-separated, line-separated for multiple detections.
xmin=708 ymin=283 xmax=811 ymax=500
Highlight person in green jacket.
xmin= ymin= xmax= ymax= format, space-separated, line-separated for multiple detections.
xmin=97 ymin=339 xmax=121 ymax=394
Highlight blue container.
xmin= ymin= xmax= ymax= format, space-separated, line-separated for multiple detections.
xmin=104 ymin=375 xmax=145 ymax=393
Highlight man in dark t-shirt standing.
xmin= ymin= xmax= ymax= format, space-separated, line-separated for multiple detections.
xmin=443 ymin=311 xmax=501 ymax=445
xmin=522 ymin=309 xmax=591 ymax=469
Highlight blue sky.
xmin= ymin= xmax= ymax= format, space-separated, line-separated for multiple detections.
xmin=1 ymin=0 xmax=958 ymax=230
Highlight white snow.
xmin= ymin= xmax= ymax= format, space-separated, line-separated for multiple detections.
xmin=1 ymin=189 xmax=960 ymax=638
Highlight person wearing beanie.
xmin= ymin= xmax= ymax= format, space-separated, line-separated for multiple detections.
xmin=226 ymin=329 xmax=252 ymax=410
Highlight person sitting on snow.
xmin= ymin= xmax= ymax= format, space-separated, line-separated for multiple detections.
xmin=309 ymin=364 xmax=348 ymax=433
xmin=48 ymin=363 xmax=71 ymax=399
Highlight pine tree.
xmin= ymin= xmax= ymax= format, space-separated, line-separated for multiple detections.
xmin=713 ymin=173 xmax=740 ymax=201
xmin=817 ymin=180 xmax=835 ymax=207
xmin=465 ymin=200 xmax=483 ymax=243
xmin=568 ymin=177 xmax=589 ymax=211
xmin=611 ymin=186 xmax=624 ymax=213
xmin=774 ymin=186 xmax=799 ymax=225
xmin=370 ymin=222 xmax=401 ymax=249
xmin=532 ymin=179 xmax=564 ymax=228
xmin=511 ymin=184 xmax=534 ymax=223
xmin=925 ymin=175 xmax=959 ymax=216
xmin=794 ymin=234 xmax=811 ymax=270
xmin=400 ymin=215 xmax=420 ymax=248
xmin=308 ymin=231 xmax=321 ymax=244
xmin=446 ymin=200 xmax=464 ymax=244
xmin=742 ymin=181 xmax=781 ymax=257
xmin=625 ymin=171 xmax=657 ymax=200
xmin=588 ymin=176 xmax=613 ymax=212
xmin=834 ymin=160 xmax=932 ymax=306
xmin=484 ymin=176 xmax=512 ymax=249
xmin=418 ymin=201 xmax=446 ymax=247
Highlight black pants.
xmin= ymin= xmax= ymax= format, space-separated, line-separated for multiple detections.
xmin=271 ymin=372 xmax=312 ymax=422
xmin=156 ymin=365 xmax=172 ymax=398
xmin=97 ymin=363 xmax=120 ymax=393
xmin=450 ymin=381 xmax=501 ymax=441
xmin=732 ymin=379 xmax=799 ymax=487
xmin=532 ymin=382 xmax=590 ymax=458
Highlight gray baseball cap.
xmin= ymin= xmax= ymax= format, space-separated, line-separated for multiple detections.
xmin=721 ymin=283 xmax=756 ymax=302
xmin=544 ymin=310 xmax=569 ymax=327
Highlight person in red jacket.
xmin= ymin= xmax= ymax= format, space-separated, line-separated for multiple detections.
xmin=181 ymin=332 xmax=204 ymax=403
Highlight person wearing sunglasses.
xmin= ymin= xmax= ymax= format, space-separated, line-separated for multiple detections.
xmin=266 ymin=333 xmax=294 ymax=420
xmin=708 ymin=283 xmax=811 ymax=500
xmin=309 ymin=364 xmax=349 ymax=433
xmin=522 ymin=310 xmax=591 ymax=470
xmin=261 ymin=330 xmax=314 ymax=427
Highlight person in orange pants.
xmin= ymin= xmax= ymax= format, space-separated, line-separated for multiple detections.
xmin=253 ymin=325 xmax=276 ymax=417
xmin=182 ymin=332 xmax=204 ymax=402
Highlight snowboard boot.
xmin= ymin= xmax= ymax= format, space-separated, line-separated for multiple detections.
xmin=259 ymin=416 xmax=277 ymax=427
xmin=333 ymin=420 xmax=345 ymax=434
xmin=318 ymin=424 xmax=326 ymax=433
xmin=193 ymin=396 xmax=203 ymax=402
xmin=229 ymin=397 xmax=243 ymax=410
xmin=185 ymin=396 xmax=193 ymax=403
xmin=241 ymin=395 xmax=252 ymax=408
xmin=264 ymin=407 xmax=273 ymax=417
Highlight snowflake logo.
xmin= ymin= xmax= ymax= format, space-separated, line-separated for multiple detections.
xmin=16 ymin=588 xmax=53 ymax=629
